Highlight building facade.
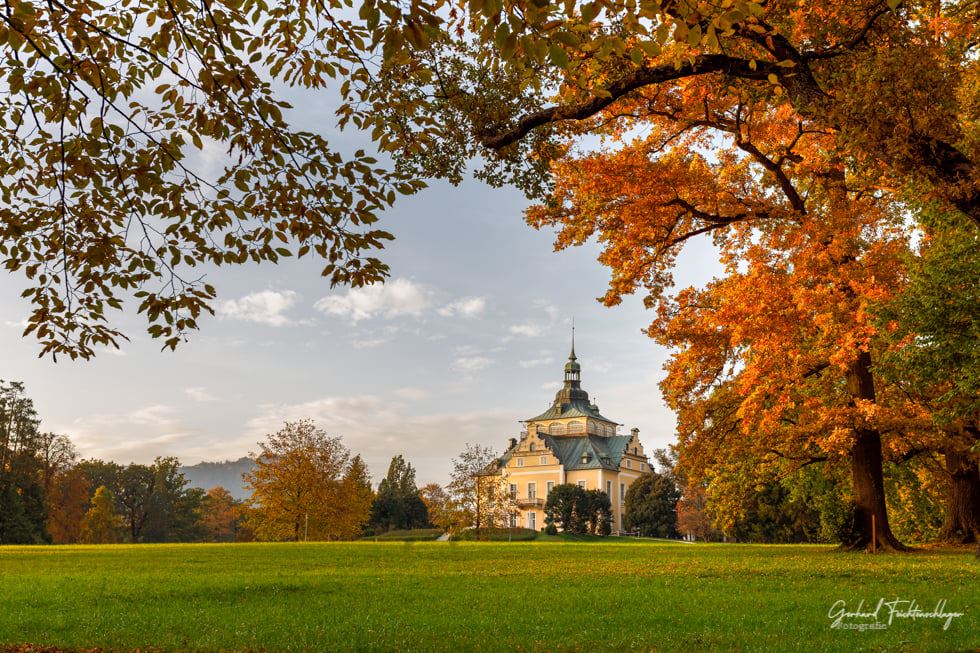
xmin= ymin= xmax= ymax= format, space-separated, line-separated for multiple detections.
xmin=492 ymin=341 xmax=650 ymax=532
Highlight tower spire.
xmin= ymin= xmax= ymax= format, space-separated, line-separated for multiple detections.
xmin=570 ymin=318 xmax=576 ymax=361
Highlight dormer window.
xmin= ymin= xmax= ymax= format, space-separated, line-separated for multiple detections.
xmin=529 ymin=443 xmax=536 ymax=452
xmin=581 ymin=452 xmax=592 ymax=464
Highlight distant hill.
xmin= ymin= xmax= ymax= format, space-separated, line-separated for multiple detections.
xmin=180 ymin=457 xmax=254 ymax=500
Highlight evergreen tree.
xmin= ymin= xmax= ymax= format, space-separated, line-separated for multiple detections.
xmin=337 ymin=455 xmax=374 ymax=539
xmin=0 ymin=381 xmax=50 ymax=544
xmin=142 ymin=457 xmax=204 ymax=542
xmin=624 ymin=473 xmax=681 ymax=538
xmin=370 ymin=455 xmax=428 ymax=532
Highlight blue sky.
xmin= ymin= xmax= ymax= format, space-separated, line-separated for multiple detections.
xmin=0 ymin=86 xmax=724 ymax=485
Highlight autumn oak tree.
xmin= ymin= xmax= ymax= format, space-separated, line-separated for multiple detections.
xmin=244 ymin=419 xmax=372 ymax=541
xmin=511 ymin=73 xmax=943 ymax=549
xmin=379 ymin=0 xmax=979 ymax=225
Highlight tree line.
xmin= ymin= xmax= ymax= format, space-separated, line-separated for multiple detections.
xmin=0 ymin=379 xmax=240 ymax=544
xmin=0 ymin=389 xmax=526 ymax=543
xmin=3 ymin=373 xmax=971 ymax=547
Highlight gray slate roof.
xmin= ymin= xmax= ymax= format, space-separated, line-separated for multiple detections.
xmin=525 ymin=400 xmax=616 ymax=423
xmin=539 ymin=434 xmax=633 ymax=471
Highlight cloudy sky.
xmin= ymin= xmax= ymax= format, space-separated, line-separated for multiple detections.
xmin=0 ymin=88 xmax=723 ymax=486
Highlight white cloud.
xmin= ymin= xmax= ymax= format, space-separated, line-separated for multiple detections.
xmin=93 ymin=344 xmax=127 ymax=357
xmin=352 ymin=338 xmax=388 ymax=349
xmin=53 ymin=404 xmax=201 ymax=463
xmin=244 ymin=395 xmax=512 ymax=484
xmin=185 ymin=387 xmax=218 ymax=402
xmin=508 ymin=323 xmax=546 ymax=338
xmin=394 ymin=387 xmax=428 ymax=400
xmin=452 ymin=356 xmax=493 ymax=372
xmin=218 ymin=290 xmax=298 ymax=326
xmin=506 ymin=301 xmax=560 ymax=339
xmin=438 ymin=296 xmax=487 ymax=318
xmin=314 ymin=278 xmax=434 ymax=322
xmin=520 ymin=357 xmax=554 ymax=368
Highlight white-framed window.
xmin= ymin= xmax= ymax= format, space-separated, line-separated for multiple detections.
xmin=530 ymin=443 xmax=536 ymax=452
xmin=527 ymin=511 xmax=536 ymax=530
xmin=620 ymin=483 xmax=625 ymax=503
xmin=528 ymin=482 xmax=536 ymax=499
xmin=641 ymin=462 xmax=646 ymax=471
xmin=606 ymin=480 xmax=612 ymax=496
xmin=577 ymin=480 xmax=586 ymax=489
xmin=540 ymin=455 xmax=548 ymax=465
xmin=509 ymin=483 xmax=517 ymax=499
xmin=546 ymin=481 xmax=555 ymax=495
xmin=509 ymin=514 xmax=517 ymax=528
xmin=626 ymin=459 xmax=632 ymax=469
xmin=517 ymin=457 xmax=524 ymax=467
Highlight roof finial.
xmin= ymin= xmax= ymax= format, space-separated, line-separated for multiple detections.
xmin=570 ymin=318 xmax=576 ymax=360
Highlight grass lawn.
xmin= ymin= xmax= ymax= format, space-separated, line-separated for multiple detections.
xmin=360 ymin=529 xmax=444 ymax=542
xmin=0 ymin=541 xmax=976 ymax=652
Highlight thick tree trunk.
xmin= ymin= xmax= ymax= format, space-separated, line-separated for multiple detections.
xmin=840 ymin=352 xmax=908 ymax=552
xmin=940 ymin=447 xmax=980 ymax=544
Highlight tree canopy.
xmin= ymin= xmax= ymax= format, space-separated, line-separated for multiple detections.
xmin=3 ymin=0 xmax=978 ymax=357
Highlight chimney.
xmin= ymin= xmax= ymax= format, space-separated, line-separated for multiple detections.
xmin=508 ymin=438 xmax=518 ymax=450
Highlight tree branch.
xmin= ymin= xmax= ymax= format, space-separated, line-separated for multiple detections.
xmin=477 ymin=54 xmax=773 ymax=150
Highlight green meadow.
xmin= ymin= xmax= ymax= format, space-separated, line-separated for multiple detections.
xmin=0 ymin=541 xmax=976 ymax=652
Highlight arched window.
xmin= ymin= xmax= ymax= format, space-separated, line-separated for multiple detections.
xmin=568 ymin=421 xmax=584 ymax=434
xmin=529 ymin=443 xmax=536 ymax=452
xmin=549 ymin=422 xmax=565 ymax=435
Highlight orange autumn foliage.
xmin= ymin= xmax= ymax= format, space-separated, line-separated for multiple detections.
xmin=200 ymin=487 xmax=242 ymax=543
xmin=527 ymin=81 xmax=945 ymax=549
xmin=46 ymin=468 xmax=90 ymax=544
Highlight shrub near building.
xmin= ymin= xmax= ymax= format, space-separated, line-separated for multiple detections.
xmin=543 ymin=484 xmax=612 ymax=536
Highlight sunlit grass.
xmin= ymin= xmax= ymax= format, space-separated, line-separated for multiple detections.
xmin=0 ymin=541 xmax=975 ymax=652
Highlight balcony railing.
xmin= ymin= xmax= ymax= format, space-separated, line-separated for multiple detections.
xmin=517 ymin=496 xmax=544 ymax=508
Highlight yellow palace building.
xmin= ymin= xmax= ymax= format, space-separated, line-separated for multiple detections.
xmin=492 ymin=340 xmax=651 ymax=532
